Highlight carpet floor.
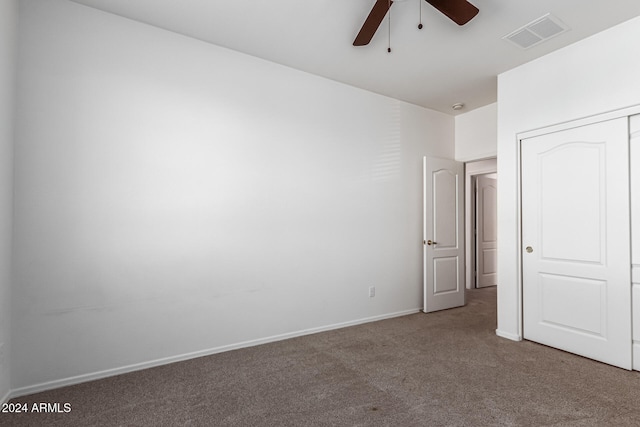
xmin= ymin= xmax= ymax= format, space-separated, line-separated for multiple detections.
xmin=2 ymin=286 xmax=640 ymax=426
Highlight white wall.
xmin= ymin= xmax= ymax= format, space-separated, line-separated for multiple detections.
xmin=0 ymin=0 xmax=17 ymax=403
xmin=12 ymin=0 xmax=454 ymax=393
xmin=455 ymin=103 xmax=497 ymax=162
xmin=497 ymin=16 xmax=640 ymax=340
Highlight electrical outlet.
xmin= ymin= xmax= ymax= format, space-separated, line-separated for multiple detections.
xmin=369 ymin=286 xmax=376 ymax=298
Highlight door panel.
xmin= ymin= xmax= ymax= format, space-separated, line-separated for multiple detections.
xmin=424 ymin=157 xmax=464 ymax=313
xmin=433 ymin=170 xmax=458 ymax=247
xmin=538 ymin=143 xmax=604 ymax=263
xmin=521 ymin=117 xmax=632 ymax=369
xmin=476 ymin=175 xmax=497 ymax=287
xmin=434 ymin=257 xmax=459 ymax=294
xmin=539 ymin=273 xmax=606 ymax=336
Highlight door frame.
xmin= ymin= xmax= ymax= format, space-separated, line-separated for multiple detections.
xmin=464 ymin=158 xmax=497 ymax=290
xmin=515 ymin=104 xmax=640 ymax=341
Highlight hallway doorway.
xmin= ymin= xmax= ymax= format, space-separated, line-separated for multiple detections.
xmin=465 ymin=159 xmax=497 ymax=289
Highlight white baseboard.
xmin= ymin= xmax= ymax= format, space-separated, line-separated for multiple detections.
xmin=1 ymin=390 xmax=9 ymax=405
xmin=9 ymin=307 xmax=421 ymax=399
xmin=496 ymin=329 xmax=522 ymax=341
xmin=634 ymin=342 xmax=640 ymax=372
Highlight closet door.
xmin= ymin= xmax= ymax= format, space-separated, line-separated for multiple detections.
xmin=521 ymin=117 xmax=632 ymax=370
xmin=631 ymin=115 xmax=640 ymax=371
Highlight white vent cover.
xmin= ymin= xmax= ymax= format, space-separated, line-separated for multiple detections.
xmin=503 ymin=13 xmax=569 ymax=49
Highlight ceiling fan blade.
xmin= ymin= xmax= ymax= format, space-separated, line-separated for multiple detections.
xmin=425 ymin=0 xmax=478 ymax=25
xmin=353 ymin=0 xmax=393 ymax=46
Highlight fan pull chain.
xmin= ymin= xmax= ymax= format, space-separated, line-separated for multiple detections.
xmin=387 ymin=0 xmax=392 ymax=52
xmin=418 ymin=0 xmax=423 ymax=29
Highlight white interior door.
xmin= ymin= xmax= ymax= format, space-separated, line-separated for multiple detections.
xmin=521 ymin=117 xmax=632 ymax=369
xmin=423 ymin=157 xmax=464 ymax=313
xmin=475 ymin=174 xmax=497 ymax=288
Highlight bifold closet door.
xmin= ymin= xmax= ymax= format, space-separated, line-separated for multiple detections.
xmin=521 ymin=117 xmax=632 ymax=370
xmin=631 ymin=115 xmax=640 ymax=371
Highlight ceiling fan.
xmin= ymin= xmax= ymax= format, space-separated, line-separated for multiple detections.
xmin=353 ymin=0 xmax=479 ymax=46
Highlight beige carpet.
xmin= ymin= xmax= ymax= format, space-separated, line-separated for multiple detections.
xmin=2 ymin=286 xmax=640 ymax=426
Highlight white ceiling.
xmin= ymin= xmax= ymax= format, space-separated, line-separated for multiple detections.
xmin=68 ymin=0 xmax=640 ymax=115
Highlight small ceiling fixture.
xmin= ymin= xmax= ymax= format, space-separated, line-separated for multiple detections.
xmin=452 ymin=103 xmax=465 ymax=111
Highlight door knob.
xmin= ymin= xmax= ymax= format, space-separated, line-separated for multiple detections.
xmin=526 ymin=246 xmax=533 ymax=253
xmin=427 ymin=240 xmax=437 ymax=246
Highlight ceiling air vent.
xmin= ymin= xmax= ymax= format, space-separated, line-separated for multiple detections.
xmin=503 ymin=13 xmax=569 ymax=49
